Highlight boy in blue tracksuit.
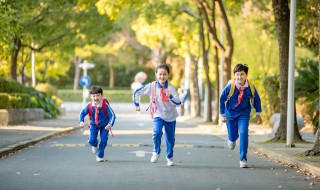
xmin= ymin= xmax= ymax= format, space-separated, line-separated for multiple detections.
xmin=79 ymin=86 xmax=116 ymax=162
xmin=219 ymin=63 xmax=262 ymax=168
xmin=133 ymin=64 xmax=181 ymax=166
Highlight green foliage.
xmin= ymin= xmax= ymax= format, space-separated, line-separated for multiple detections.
xmin=0 ymin=93 xmax=31 ymax=109
xmin=8 ymin=93 xmax=31 ymax=109
xmin=35 ymin=83 xmax=58 ymax=97
xmin=0 ymin=77 xmax=26 ymax=93
xmin=296 ymin=0 xmax=318 ymax=54
xmin=295 ymin=59 xmax=319 ymax=132
xmin=251 ymin=75 xmax=280 ymax=124
xmin=26 ymin=87 xmax=60 ymax=119
xmin=58 ymin=89 xmax=149 ymax=103
xmin=0 ymin=93 xmax=10 ymax=109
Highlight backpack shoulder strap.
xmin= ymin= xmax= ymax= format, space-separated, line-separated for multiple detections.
xmin=228 ymin=80 xmax=235 ymax=98
xmin=247 ymin=80 xmax=255 ymax=97
xmin=224 ymin=80 xmax=234 ymax=106
xmin=102 ymin=99 xmax=109 ymax=117
xmin=88 ymin=103 xmax=92 ymax=120
xmin=151 ymin=81 xmax=156 ymax=100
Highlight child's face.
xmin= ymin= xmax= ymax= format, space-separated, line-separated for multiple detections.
xmin=156 ymin=68 xmax=169 ymax=85
xmin=234 ymin=71 xmax=247 ymax=86
xmin=90 ymin=93 xmax=103 ymax=105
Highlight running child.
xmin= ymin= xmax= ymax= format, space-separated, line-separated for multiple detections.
xmin=219 ymin=63 xmax=262 ymax=168
xmin=133 ymin=64 xmax=181 ymax=166
xmin=79 ymin=86 xmax=116 ymax=162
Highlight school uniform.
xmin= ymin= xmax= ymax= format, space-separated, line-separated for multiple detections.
xmin=133 ymin=81 xmax=181 ymax=159
xmin=79 ymin=101 xmax=116 ymax=159
xmin=219 ymin=80 xmax=262 ymax=161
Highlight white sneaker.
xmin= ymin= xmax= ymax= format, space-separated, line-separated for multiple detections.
xmin=96 ymin=156 xmax=104 ymax=162
xmin=166 ymin=158 xmax=174 ymax=166
xmin=92 ymin=146 xmax=98 ymax=154
xmin=228 ymin=140 xmax=236 ymax=150
xmin=150 ymin=152 xmax=160 ymax=163
xmin=240 ymin=160 xmax=248 ymax=168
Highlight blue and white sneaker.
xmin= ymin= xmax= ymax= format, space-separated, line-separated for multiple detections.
xmin=228 ymin=140 xmax=236 ymax=150
xmin=150 ymin=152 xmax=160 ymax=163
xmin=92 ymin=146 xmax=98 ymax=154
xmin=166 ymin=158 xmax=174 ymax=166
xmin=240 ymin=160 xmax=248 ymax=168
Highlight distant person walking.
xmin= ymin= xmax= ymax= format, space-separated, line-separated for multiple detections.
xmin=219 ymin=63 xmax=262 ymax=168
xmin=133 ymin=64 xmax=181 ymax=166
xmin=79 ymin=86 xmax=116 ymax=162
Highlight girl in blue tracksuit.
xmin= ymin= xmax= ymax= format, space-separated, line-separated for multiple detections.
xmin=133 ymin=64 xmax=181 ymax=166
xmin=219 ymin=63 xmax=262 ymax=168
xmin=79 ymin=86 xmax=116 ymax=162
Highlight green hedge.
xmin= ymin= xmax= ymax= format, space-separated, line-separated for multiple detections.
xmin=58 ymin=89 xmax=149 ymax=103
xmin=0 ymin=77 xmax=26 ymax=93
xmin=0 ymin=93 xmax=10 ymax=109
xmin=0 ymin=77 xmax=60 ymax=119
xmin=0 ymin=93 xmax=31 ymax=109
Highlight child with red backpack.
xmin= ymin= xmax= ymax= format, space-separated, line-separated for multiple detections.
xmin=219 ymin=63 xmax=262 ymax=168
xmin=79 ymin=86 xmax=116 ymax=162
xmin=133 ymin=64 xmax=181 ymax=166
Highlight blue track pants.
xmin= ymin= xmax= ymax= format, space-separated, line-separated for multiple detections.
xmin=153 ymin=117 xmax=176 ymax=159
xmin=226 ymin=116 xmax=249 ymax=161
xmin=88 ymin=126 xmax=109 ymax=158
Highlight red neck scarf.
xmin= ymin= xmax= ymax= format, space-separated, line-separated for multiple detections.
xmin=94 ymin=106 xmax=100 ymax=126
xmin=234 ymin=87 xmax=247 ymax=108
xmin=160 ymin=87 xmax=169 ymax=102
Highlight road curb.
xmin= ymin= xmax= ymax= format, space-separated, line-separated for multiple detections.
xmin=250 ymin=143 xmax=320 ymax=177
xmin=0 ymin=127 xmax=78 ymax=158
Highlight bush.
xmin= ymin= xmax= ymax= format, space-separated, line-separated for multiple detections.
xmin=26 ymin=87 xmax=60 ymax=119
xmin=8 ymin=93 xmax=31 ymax=109
xmin=0 ymin=93 xmax=31 ymax=109
xmin=0 ymin=93 xmax=10 ymax=109
xmin=35 ymin=83 xmax=58 ymax=97
xmin=0 ymin=77 xmax=26 ymax=93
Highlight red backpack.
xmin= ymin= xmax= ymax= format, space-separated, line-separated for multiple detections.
xmin=88 ymin=98 xmax=110 ymax=120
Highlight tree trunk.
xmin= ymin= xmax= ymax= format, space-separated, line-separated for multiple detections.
xmin=10 ymin=37 xmax=21 ymax=81
xmin=73 ymin=56 xmax=81 ymax=91
xmin=109 ymin=56 xmax=115 ymax=88
xmin=216 ymin=0 xmax=233 ymax=86
xmin=199 ymin=9 xmax=212 ymax=122
xmin=293 ymin=101 xmax=303 ymax=141
xmin=305 ymin=0 xmax=320 ymax=155
xmin=190 ymin=56 xmax=201 ymax=117
xmin=272 ymin=0 xmax=290 ymax=142
xmin=213 ymin=46 xmax=219 ymax=124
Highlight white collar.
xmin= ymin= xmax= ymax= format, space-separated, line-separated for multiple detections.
xmin=91 ymin=102 xmax=102 ymax=107
xmin=235 ymin=80 xmax=248 ymax=88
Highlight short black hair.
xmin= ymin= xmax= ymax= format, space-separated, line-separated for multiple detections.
xmin=233 ymin=63 xmax=249 ymax=75
xmin=90 ymin=86 xmax=103 ymax=94
xmin=156 ymin=64 xmax=170 ymax=74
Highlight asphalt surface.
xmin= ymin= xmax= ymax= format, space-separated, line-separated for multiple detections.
xmin=0 ymin=105 xmax=319 ymax=189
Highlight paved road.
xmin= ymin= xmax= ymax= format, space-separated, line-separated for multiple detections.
xmin=0 ymin=112 xmax=318 ymax=190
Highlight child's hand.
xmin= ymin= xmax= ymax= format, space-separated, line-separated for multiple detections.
xmin=105 ymin=125 xmax=111 ymax=130
xmin=256 ymin=115 xmax=262 ymax=124
xmin=79 ymin=121 xmax=84 ymax=128
xmin=221 ymin=116 xmax=227 ymax=123
xmin=136 ymin=106 xmax=141 ymax=112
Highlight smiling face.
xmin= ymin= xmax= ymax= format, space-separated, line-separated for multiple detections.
xmin=156 ymin=68 xmax=169 ymax=85
xmin=234 ymin=71 xmax=247 ymax=86
xmin=90 ymin=93 xmax=103 ymax=105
